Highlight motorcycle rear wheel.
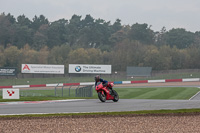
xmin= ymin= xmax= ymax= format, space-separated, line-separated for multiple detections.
xmin=112 ymin=90 xmax=119 ymax=102
xmin=98 ymin=91 xmax=106 ymax=102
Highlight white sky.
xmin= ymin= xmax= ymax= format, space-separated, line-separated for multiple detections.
xmin=0 ymin=0 xmax=200 ymax=32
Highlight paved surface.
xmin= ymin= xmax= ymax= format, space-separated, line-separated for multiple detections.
xmin=1 ymin=99 xmax=200 ymax=115
xmin=189 ymin=87 xmax=200 ymax=100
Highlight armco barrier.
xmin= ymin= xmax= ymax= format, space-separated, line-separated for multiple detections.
xmin=131 ymin=80 xmax=148 ymax=83
xmin=30 ymin=84 xmax=46 ymax=87
xmin=122 ymin=81 xmax=131 ymax=84
xmin=63 ymin=83 xmax=80 ymax=86
xmin=114 ymin=81 xmax=122 ymax=84
xmin=0 ymin=86 xmax=12 ymax=89
xmin=148 ymin=79 xmax=165 ymax=83
xmin=13 ymin=85 xmax=30 ymax=88
xmin=0 ymin=78 xmax=199 ymax=89
xmin=165 ymin=79 xmax=182 ymax=82
xmin=80 ymin=82 xmax=94 ymax=86
xmin=46 ymin=83 xmax=62 ymax=87
xmin=183 ymin=78 xmax=200 ymax=82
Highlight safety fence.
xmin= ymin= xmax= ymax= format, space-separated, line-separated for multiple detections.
xmin=54 ymin=85 xmax=93 ymax=97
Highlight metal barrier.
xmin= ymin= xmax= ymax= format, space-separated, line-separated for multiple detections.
xmin=0 ymin=84 xmax=93 ymax=98
xmin=54 ymin=84 xmax=93 ymax=97
xmin=54 ymin=83 xmax=60 ymax=97
xmin=75 ymin=85 xmax=93 ymax=97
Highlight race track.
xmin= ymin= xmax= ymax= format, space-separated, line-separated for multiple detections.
xmin=1 ymin=99 xmax=200 ymax=115
xmin=1 ymin=82 xmax=200 ymax=116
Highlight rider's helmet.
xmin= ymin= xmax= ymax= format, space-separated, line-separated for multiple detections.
xmin=94 ymin=75 xmax=100 ymax=82
xmin=108 ymin=83 xmax=114 ymax=88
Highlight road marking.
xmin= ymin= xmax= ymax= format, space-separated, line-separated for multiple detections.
xmin=0 ymin=111 xmax=115 ymax=116
xmin=189 ymin=90 xmax=200 ymax=100
xmin=0 ymin=99 xmax=85 ymax=106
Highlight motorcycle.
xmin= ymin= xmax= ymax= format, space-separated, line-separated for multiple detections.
xmin=95 ymin=82 xmax=119 ymax=102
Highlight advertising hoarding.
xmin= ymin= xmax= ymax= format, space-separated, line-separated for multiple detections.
xmin=21 ymin=64 xmax=64 ymax=74
xmin=69 ymin=64 xmax=111 ymax=74
xmin=0 ymin=67 xmax=17 ymax=76
xmin=3 ymin=89 xmax=20 ymax=99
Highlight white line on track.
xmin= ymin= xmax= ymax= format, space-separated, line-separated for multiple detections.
xmin=0 ymin=111 xmax=114 ymax=116
xmin=0 ymin=99 xmax=85 ymax=106
xmin=189 ymin=87 xmax=200 ymax=100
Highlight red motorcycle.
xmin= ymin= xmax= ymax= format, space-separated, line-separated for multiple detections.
xmin=95 ymin=82 xmax=119 ymax=102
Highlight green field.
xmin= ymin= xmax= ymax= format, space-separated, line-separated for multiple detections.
xmin=0 ymin=87 xmax=199 ymax=102
xmin=114 ymin=87 xmax=199 ymax=99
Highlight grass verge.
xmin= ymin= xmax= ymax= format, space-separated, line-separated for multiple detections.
xmin=114 ymin=87 xmax=200 ymax=99
xmin=1 ymin=109 xmax=200 ymax=118
xmin=0 ymin=87 xmax=199 ymax=102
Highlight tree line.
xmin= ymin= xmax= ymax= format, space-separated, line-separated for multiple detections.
xmin=0 ymin=13 xmax=200 ymax=72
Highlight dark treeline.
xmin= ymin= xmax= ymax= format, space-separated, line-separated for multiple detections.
xmin=0 ymin=13 xmax=200 ymax=72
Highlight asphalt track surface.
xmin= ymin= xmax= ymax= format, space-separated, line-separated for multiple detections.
xmin=1 ymin=99 xmax=200 ymax=115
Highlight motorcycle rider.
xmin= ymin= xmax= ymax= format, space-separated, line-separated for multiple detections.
xmin=94 ymin=75 xmax=113 ymax=94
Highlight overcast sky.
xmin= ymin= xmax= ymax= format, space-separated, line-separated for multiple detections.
xmin=0 ymin=0 xmax=200 ymax=32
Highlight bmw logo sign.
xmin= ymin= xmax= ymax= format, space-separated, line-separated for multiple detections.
xmin=75 ymin=66 xmax=81 ymax=72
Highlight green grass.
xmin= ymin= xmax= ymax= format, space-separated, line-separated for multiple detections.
xmin=112 ymin=87 xmax=199 ymax=99
xmin=0 ymin=87 xmax=199 ymax=102
xmin=0 ymin=87 xmax=93 ymax=102
xmin=147 ymin=72 xmax=200 ymax=80
xmin=1 ymin=109 xmax=200 ymax=118
xmin=0 ymin=77 xmax=76 ymax=86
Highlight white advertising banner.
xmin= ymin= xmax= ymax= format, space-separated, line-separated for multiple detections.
xmin=3 ymin=89 xmax=20 ymax=99
xmin=21 ymin=64 xmax=64 ymax=74
xmin=69 ymin=64 xmax=112 ymax=74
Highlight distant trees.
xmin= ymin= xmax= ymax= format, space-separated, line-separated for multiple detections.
xmin=4 ymin=46 xmax=21 ymax=67
xmin=129 ymin=23 xmax=155 ymax=44
xmin=0 ymin=13 xmax=200 ymax=71
xmin=0 ymin=13 xmax=15 ymax=46
xmin=21 ymin=44 xmax=38 ymax=64
xmin=164 ymin=28 xmax=195 ymax=49
xmin=47 ymin=19 xmax=69 ymax=48
xmin=0 ymin=41 xmax=200 ymax=71
xmin=0 ymin=46 xmax=5 ymax=66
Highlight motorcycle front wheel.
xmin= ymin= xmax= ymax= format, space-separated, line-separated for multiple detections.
xmin=98 ymin=91 xmax=106 ymax=102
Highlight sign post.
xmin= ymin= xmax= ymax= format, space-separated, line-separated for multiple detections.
xmin=2 ymin=89 xmax=20 ymax=99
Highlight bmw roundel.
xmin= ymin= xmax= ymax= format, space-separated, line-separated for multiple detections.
xmin=75 ymin=66 xmax=81 ymax=72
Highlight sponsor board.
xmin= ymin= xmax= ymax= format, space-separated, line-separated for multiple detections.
xmin=3 ymin=89 xmax=20 ymax=99
xmin=69 ymin=64 xmax=111 ymax=74
xmin=0 ymin=67 xmax=17 ymax=76
xmin=21 ymin=64 xmax=64 ymax=74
